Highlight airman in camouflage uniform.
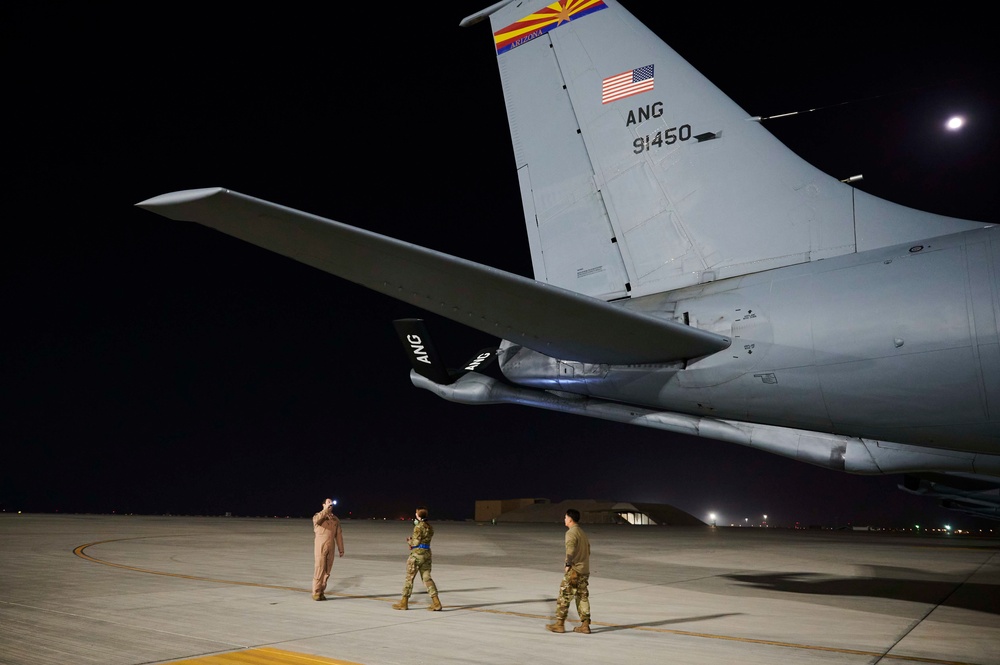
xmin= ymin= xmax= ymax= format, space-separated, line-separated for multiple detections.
xmin=546 ymin=508 xmax=591 ymax=634
xmin=392 ymin=506 xmax=442 ymax=611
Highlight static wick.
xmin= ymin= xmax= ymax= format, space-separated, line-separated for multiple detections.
xmin=752 ymin=108 xmax=820 ymax=123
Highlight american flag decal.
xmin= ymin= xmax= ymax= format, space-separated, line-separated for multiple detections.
xmin=602 ymin=64 xmax=654 ymax=104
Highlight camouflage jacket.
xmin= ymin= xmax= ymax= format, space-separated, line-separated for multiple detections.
xmin=409 ymin=520 xmax=434 ymax=549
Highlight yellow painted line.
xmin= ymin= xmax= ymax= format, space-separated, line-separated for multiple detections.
xmin=165 ymin=646 xmax=364 ymax=664
xmin=74 ymin=537 xmax=987 ymax=665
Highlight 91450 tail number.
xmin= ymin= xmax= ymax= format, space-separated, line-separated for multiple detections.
xmin=633 ymin=124 xmax=692 ymax=154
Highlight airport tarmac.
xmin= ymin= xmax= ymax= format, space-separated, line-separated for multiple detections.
xmin=1 ymin=514 xmax=998 ymax=665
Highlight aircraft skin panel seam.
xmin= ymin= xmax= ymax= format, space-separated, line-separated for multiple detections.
xmin=553 ymin=11 xmax=656 ymax=295
xmin=851 ymin=186 xmax=859 ymax=253
xmin=548 ymin=25 xmax=634 ymax=296
xmin=961 ymin=243 xmax=991 ymax=424
xmin=504 ymin=28 xmax=628 ymax=300
xmin=965 ymin=238 xmax=1000 ymax=421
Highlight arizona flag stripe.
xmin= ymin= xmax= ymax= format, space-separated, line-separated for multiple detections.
xmin=494 ymin=0 xmax=607 ymax=55
xmin=602 ymin=64 xmax=655 ymax=104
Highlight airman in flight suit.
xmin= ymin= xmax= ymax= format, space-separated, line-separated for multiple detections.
xmin=312 ymin=498 xmax=344 ymax=600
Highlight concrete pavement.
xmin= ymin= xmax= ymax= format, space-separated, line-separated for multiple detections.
xmin=1 ymin=514 xmax=998 ymax=664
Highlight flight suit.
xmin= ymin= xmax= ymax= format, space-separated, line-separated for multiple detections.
xmin=312 ymin=508 xmax=344 ymax=597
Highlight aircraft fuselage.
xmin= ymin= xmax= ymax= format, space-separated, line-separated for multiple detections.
xmin=501 ymin=226 xmax=1000 ymax=455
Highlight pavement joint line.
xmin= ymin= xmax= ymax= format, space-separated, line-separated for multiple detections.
xmin=72 ymin=536 xmax=988 ymax=665
xmin=869 ymin=548 xmax=1000 ymax=665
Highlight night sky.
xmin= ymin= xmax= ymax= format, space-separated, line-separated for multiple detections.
xmin=4 ymin=4 xmax=999 ymax=529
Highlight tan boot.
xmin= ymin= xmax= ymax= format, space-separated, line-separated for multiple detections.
xmin=428 ymin=595 xmax=442 ymax=611
xmin=573 ymin=620 xmax=591 ymax=634
xmin=391 ymin=596 xmax=408 ymax=610
xmin=545 ymin=618 xmax=566 ymax=633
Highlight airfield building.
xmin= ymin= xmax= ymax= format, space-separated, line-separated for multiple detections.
xmin=475 ymin=498 xmax=704 ymax=526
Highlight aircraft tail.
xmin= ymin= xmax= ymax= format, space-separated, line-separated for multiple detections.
xmin=471 ymin=0 xmax=986 ymax=299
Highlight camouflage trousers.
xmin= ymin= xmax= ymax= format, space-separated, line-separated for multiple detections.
xmin=555 ymin=569 xmax=590 ymax=621
xmin=401 ymin=549 xmax=438 ymax=598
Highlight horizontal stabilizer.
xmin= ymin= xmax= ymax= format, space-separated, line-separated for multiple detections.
xmin=137 ymin=188 xmax=730 ymax=364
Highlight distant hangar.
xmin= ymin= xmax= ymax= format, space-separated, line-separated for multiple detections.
xmin=475 ymin=498 xmax=704 ymax=525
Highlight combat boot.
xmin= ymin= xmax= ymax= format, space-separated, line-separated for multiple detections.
xmin=391 ymin=596 xmax=408 ymax=610
xmin=573 ymin=620 xmax=591 ymax=634
xmin=545 ymin=618 xmax=566 ymax=633
xmin=428 ymin=595 xmax=442 ymax=611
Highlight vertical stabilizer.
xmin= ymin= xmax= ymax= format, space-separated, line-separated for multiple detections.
xmin=483 ymin=0 xmax=984 ymax=299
